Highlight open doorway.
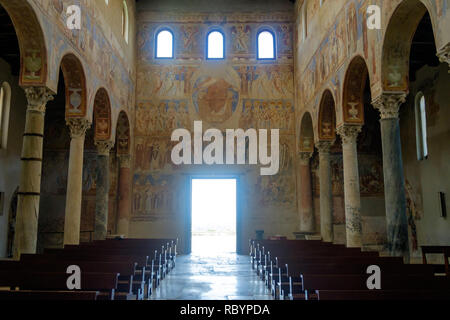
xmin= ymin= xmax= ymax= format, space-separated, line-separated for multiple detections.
xmin=191 ymin=178 xmax=237 ymax=255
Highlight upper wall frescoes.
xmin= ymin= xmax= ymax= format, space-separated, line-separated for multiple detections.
xmin=60 ymin=53 xmax=87 ymax=118
xmin=14 ymin=0 xmax=137 ymax=138
xmin=134 ymin=9 xmax=297 ymax=226
xmin=0 ymin=0 xmax=48 ymax=87
xmin=295 ymin=0 xmax=449 ymax=135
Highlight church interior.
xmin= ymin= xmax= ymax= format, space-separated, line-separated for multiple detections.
xmin=0 ymin=0 xmax=449 ymax=302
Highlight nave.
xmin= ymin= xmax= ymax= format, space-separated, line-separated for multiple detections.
xmin=150 ymin=254 xmax=272 ymax=300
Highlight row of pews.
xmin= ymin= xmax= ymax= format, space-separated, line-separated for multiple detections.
xmin=250 ymin=239 xmax=450 ymax=300
xmin=0 ymin=238 xmax=177 ymax=300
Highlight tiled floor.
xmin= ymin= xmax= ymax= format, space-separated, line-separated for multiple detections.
xmin=150 ymin=253 xmax=273 ymax=300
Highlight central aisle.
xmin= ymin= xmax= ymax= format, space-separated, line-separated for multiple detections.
xmin=150 ymin=254 xmax=273 ymax=300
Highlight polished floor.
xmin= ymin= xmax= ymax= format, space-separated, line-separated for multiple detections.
xmin=150 ymin=253 xmax=273 ymax=300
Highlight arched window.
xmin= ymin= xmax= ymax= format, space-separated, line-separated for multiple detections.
xmin=0 ymin=82 xmax=11 ymax=149
xmin=156 ymin=29 xmax=174 ymax=59
xmin=257 ymin=30 xmax=275 ymax=60
xmin=415 ymin=92 xmax=428 ymax=160
xmin=207 ymin=30 xmax=225 ymax=59
xmin=122 ymin=1 xmax=129 ymax=43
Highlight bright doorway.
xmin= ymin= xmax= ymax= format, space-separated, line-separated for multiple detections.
xmin=191 ymin=178 xmax=237 ymax=255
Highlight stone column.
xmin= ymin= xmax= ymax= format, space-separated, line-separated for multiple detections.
xmin=13 ymin=87 xmax=53 ymax=258
xmin=116 ymin=155 xmax=131 ymax=236
xmin=63 ymin=118 xmax=91 ymax=245
xmin=316 ymin=141 xmax=334 ymax=242
xmin=94 ymin=140 xmax=114 ymax=241
xmin=437 ymin=43 xmax=450 ymax=72
xmin=337 ymin=124 xmax=363 ymax=248
xmin=297 ymin=152 xmax=315 ymax=233
xmin=372 ymin=92 xmax=409 ymax=257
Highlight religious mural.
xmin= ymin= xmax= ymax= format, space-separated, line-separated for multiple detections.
xmin=134 ymin=11 xmax=296 ymax=224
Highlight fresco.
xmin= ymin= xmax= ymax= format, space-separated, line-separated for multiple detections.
xmin=34 ymin=0 xmax=136 ymax=116
xmin=133 ymin=11 xmax=296 ymax=224
xmin=192 ymin=76 xmax=240 ymax=123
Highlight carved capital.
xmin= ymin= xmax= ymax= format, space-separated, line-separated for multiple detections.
xmin=24 ymin=87 xmax=54 ymax=113
xmin=66 ymin=118 xmax=91 ymax=139
xmin=118 ymin=155 xmax=131 ymax=168
xmin=336 ymin=124 xmax=362 ymax=145
xmin=95 ymin=140 xmax=114 ymax=156
xmin=372 ymin=92 xmax=408 ymax=120
xmin=315 ymin=140 xmax=334 ymax=154
xmin=298 ymin=152 xmax=313 ymax=166
xmin=437 ymin=43 xmax=450 ymax=71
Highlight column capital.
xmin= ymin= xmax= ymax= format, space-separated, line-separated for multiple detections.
xmin=372 ymin=92 xmax=408 ymax=120
xmin=66 ymin=118 xmax=91 ymax=139
xmin=298 ymin=152 xmax=313 ymax=165
xmin=23 ymin=86 xmax=54 ymax=113
xmin=315 ymin=140 xmax=334 ymax=153
xmin=118 ymin=155 xmax=131 ymax=168
xmin=336 ymin=124 xmax=362 ymax=145
xmin=437 ymin=43 xmax=450 ymax=71
xmin=95 ymin=140 xmax=114 ymax=156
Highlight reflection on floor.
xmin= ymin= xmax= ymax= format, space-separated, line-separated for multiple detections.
xmin=150 ymin=254 xmax=273 ymax=300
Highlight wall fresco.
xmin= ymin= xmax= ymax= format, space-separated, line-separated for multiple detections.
xmin=133 ymin=9 xmax=297 ymax=246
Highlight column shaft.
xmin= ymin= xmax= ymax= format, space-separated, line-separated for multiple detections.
xmin=373 ymin=93 xmax=409 ymax=257
xmin=380 ymin=118 xmax=409 ymax=255
xmin=63 ymin=118 xmax=90 ymax=245
xmin=298 ymin=153 xmax=315 ymax=232
xmin=317 ymin=141 xmax=333 ymax=242
xmin=94 ymin=141 xmax=114 ymax=240
xmin=338 ymin=125 xmax=362 ymax=248
xmin=13 ymin=87 xmax=53 ymax=257
xmin=117 ymin=155 xmax=131 ymax=236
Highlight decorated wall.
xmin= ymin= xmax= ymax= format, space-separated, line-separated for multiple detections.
xmin=294 ymin=0 xmax=450 ymax=254
xmin=131 ymin=9 xmax=297 ymax=252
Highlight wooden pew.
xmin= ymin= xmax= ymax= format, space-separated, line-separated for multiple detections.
xmin=301 ymin=274 xmax=450 ymax=300
xmin=271 ymin=256 xmax=403 ymax=299
xmin=421 ymin=245 xmax=450 ymax=275
xmin=316 ymin=289 xmax=450 ymax=300
xmin=0 ymin=290 xmax=100 ymax=301
xmin=21 ymin=253 xmax=152 ymax=299
xmin=0 ymin=260 xmax=141 ymax=300
xmin=0 ymin=271 xmax=118 ymax=300
xmin=56 ymin=245 xmax=168 ymax=281
xmin=286 ymin=262 xmax=435 ymax=300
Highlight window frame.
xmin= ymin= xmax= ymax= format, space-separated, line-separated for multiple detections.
xmin=206 ymin=29 xmax=226 ymax=60
xmin=155 ymin=28 xmax=175 ymax=60
xmin=256 ymin=28 xmax=277 ymax=61
xmin=415 ymin=91 xmax=428 ymax=161
xmin=0 ymin=82 xmax=11 ymax=150
xmin=122 ymin=0 xmax=129 ymax=43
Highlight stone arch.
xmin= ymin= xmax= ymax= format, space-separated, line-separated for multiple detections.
xmin=59 ymin=53 xmax=87 ymax=118
xmin=299 ymin=111 xmax=314 ymax=152
xmin=342 ymin=55 xmax=369 ymax=125
xmin=93 ymin=88 xmax=112 ymax=141
xmin=115 ymin=111 xmax=131 ymax=155
xmin=317 ymin=89 xmax=336 ymax=141
xmin=0 ymin=0 xmax=48 ymax=86
xmin=381 ymin=0 xmax=437 ymax=92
